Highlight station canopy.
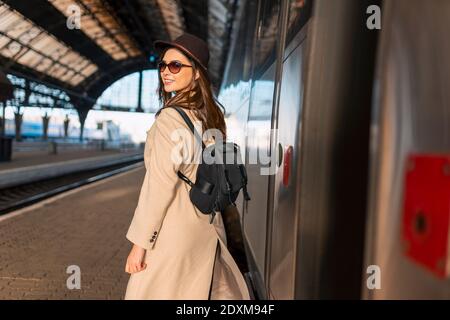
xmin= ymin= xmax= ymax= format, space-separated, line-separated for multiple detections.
xmin=0 ymin=0 xmax=237 ymax=104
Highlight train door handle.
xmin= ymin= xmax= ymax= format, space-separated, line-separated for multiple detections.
xmin=277 ymin=143 xmax=283 ymax=167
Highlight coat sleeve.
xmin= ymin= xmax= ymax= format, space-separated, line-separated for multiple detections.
xmin=126 ymin=107 xmax=186 ymax=250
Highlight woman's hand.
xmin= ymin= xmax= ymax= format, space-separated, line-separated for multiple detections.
xmin=125 ymin=244 xmax=147 ymax=274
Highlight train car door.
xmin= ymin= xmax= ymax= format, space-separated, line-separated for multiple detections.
xmin=267 ymin=28 xmax=307 ymax=299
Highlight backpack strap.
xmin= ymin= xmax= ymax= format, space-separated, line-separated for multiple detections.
xmin=166 ymin=106 xmax=206 ymax=150
xmin=163 ymin=106 xmax=205 ymax=188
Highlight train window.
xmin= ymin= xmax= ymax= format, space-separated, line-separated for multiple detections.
xmin=218 ymin=0 xmax=258 ymax=114
xmin=285 ymin=0 xmax=312 ymax=47
xmin=252 ymin=0 xmax=282 ymax=79
xmin=220 ymin=0 xmax=258 ymax=87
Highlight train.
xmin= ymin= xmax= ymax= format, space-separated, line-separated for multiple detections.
xmin=2 ymin=117 xmax=125 ymax=142
xmin=218 ymin=0 xmax=449 ymax=299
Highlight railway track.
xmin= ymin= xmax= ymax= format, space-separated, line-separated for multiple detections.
xmin=0 ymin=157 xmax=144 ymax=215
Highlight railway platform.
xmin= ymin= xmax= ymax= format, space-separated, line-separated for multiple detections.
xmin=0 ymin=167 xmax=145 ymax=299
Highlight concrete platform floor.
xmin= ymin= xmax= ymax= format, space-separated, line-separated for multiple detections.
xmin=0 ymin=166 xmax=145 ymax=299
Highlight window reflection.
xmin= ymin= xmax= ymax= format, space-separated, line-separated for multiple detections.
xmin=285 ymin=0 xmax=311 ymax=46
xmin=253 ymin=0 xmax=281 ymax=77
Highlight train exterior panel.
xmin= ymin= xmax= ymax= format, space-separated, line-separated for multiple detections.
xmin=218 ymin=0 xmax=449 ymax=299
xmin=362 ymin=0 xmax=450 ymax=299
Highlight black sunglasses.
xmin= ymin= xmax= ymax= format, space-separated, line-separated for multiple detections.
xmin=158 ymin=60 xmax=192 ymax=74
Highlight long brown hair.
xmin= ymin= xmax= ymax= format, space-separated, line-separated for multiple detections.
xmin=155 ymin=48 xmax=227 ymax=141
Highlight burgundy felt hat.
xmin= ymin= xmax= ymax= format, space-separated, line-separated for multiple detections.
xmin=153 ymin=33 xmax=209 ymax=73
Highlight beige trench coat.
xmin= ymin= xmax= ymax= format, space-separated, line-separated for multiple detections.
xmin=124 ymin=107 xmax=250 ymax=300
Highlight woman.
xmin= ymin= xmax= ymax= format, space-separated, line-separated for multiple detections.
xmin=124 ymin=33 xmax=251 ymax=300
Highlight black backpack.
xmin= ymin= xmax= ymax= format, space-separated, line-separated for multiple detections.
xmin=168 ymin=106 xmax=251 ymax=223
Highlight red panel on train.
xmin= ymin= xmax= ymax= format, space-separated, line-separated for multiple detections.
xmin=283 ymin=145 xmax=293 ymax=187
xmin=402 ymin=154 xmax=450 ymax=278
